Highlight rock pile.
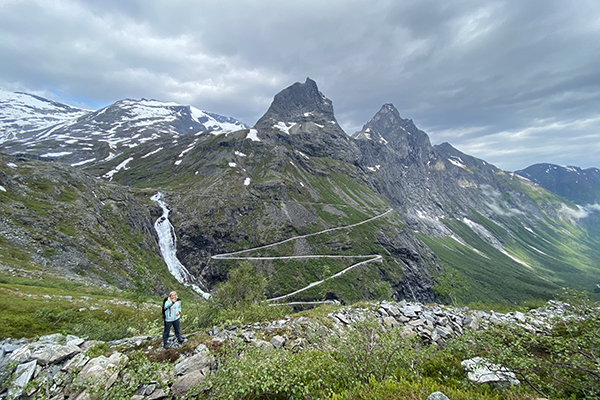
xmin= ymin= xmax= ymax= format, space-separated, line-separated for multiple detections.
xmin=0 ymin=300 xmax=573 ymax=399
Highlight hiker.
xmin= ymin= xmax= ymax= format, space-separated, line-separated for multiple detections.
xmin=163 ymin=291 xmax=184 ymax=349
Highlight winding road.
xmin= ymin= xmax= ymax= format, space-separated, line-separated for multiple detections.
xmin=211 ymin=208 xmax=394 ymax=302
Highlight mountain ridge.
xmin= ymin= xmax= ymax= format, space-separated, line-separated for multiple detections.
xmin=1 ymin=80 xmax=599 ymax=306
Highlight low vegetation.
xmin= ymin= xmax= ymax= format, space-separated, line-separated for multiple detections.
xmin=1 ymin=260 xmax=599 ymax=399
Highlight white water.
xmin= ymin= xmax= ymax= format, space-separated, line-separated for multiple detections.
xmin=151 ymin=192 xmax=210 ymax=299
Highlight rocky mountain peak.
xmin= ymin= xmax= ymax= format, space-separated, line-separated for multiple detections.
xmin=360 ymin=103 xmax=419 ymax=138
xmin=254 ymin=77 xmax=339 ymax=130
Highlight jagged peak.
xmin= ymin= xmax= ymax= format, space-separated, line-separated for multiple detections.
xmin=254 ymin=78 xmax=340 ymax=130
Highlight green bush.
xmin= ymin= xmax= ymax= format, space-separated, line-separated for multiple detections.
xmin=450 ymin=293 xmax=600 ymax=399
xmin=195 ymin=261 xmax=292 ymax=328
xmin=204 ymin=344 xmax=348 ymax=400
xmin=70 ymin=317 xmax=131 ymax=341
xmin=328 ymin=317 xmax=421 ymax=384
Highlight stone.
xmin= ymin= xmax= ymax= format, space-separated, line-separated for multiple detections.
xmin=383 ymin=316 xmax=400 ymax=327
xmin=146 ymin=388 xmax=168 ymax=400
xmin=462 ymin=357 xmax=520 ymax=388
xmin=31 ymin=343 xmax=81 ymax=365
xmin=73 ymin=352 xmax=127 ymax=391
xmin=140 ymin=383 xmax=157 ymax=396
xmin=254 ymin=340 xmax=275 ymax=351
xmin=427 ymin=391 xmax=450 ymax=400
xmin=39 ymin=333 xmax=65 ymax=344
xmin=8 ymin=345 xmax=31 ymax=363
xmin=270 ymin=335 xmax=286 ymax=348
xmin=8 ymin=360 xmax=37 ymax=398
xmin=172 ymin=369 xmax=207 ymax=397
xmin=61 ymin=352 xmax=89 ymax=372
xmin=174 ymin=347 xmax=211 ymax=376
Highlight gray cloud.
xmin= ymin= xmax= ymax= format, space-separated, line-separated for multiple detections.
xmin=1 ymin=0 xmax=599 ymax=171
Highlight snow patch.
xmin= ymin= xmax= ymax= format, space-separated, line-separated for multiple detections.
xmin=228 ymin=162 xmax=237 ymax=168
xmin=367 ymin=165 xmax=381 ymax=172
xmin=0 ymin=185 xmax=6 ymax=192
xmin=103 ymin=157 xmax=133 ymax=180
xmin=41 ymin=151 xmax=72 ymax=158
xmin=274 ymin=122 xmax=294 ymax=134
xmin=244 ymin=177 xmax=251 ymax=186
xmin=71 ymin=158 xmax=96 ymax=167
xmin=448 ymin=156 xmax=467 ymax=169
xmin=141 ymin=147 xmax=163 ymax=158
xmin=234 ymin=151 xmax=246 ymax=157
xmin=246 ymin=129 xmax=260 ymax=142
xmin=6 ymin=162 xmax=17 ymax=168
xmin=296 ymin=150 xmax=310 ymax=159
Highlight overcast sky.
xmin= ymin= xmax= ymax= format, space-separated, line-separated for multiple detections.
xmin=1 ymin=0 xmax=599 ymax=171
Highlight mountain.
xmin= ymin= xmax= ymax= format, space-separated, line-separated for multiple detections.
xmin=0 ymin=93 xmax=249 ymax=167
xmin=1 ymin=80 xmax=599 ymax=306
xmin=515 ymin=163 xmax=600 ymax=205
xmin=0 ymin=88 xmax=88 ymax=141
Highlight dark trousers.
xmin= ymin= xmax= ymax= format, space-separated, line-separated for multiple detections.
xmin=163 ymin=318 xmax=182 ymax=345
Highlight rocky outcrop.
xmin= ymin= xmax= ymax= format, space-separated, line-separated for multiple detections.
xmin=0 ymin=300 xmax=576 ymax=399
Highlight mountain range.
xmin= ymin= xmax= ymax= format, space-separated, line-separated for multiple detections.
xmin=0 ymin=78 xmax=599 ymax=305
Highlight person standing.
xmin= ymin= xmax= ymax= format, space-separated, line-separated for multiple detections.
xmin=163 ymin=291 xmax=184 ymax=349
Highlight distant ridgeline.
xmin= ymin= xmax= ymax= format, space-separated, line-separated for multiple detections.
xmin=0 ymin=79 xmax=599 ymax=305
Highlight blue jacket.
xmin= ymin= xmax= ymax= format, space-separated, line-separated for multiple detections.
xmin=164 ymin=299 xmax=181 ymax=322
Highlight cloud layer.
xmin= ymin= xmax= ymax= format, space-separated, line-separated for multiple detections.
xmin=1 ymin=0 xmax=599 ymax=171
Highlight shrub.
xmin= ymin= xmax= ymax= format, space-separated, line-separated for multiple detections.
xmin=451 ymin=294 xmax=600 ymax=399
xmin=204 ymin=344 xmax=348 ymax=400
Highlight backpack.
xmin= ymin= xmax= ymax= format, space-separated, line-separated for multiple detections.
xmin=161 ymin=297 xmax=168 ymax=320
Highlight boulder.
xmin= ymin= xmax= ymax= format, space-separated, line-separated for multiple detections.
xmin=270 ymin=335 xmax=286 ymax=348
xmin=31 ymin=343 xmax=81 ymax=365
xmin=427 ymin=391 xmax=450 ymax=400
xmin=172 ymin=369 xmax=207 ymax=397
xmin=174 ymin=345 xmax=211 ymax=376
xmin=7 ymin=360 xmax=36 ymax=399
xmin=461 ymin=357 xmax=520 ymax=388
xmin=72 ymin=352 xmax=128 ymax=395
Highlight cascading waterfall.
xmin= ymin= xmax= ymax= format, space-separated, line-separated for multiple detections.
xmin=151 ymin=192 xmax=210 ymax=299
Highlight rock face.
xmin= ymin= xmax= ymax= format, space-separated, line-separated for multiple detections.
xmin=0 ymin=153 xmax=163 ymax=292
xmin=254 ymin=77 xmax=361 ymax=162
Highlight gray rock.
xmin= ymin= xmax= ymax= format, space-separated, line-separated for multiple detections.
xmin=270 ymin=335 xmax=286 ymax=348
xmin=462 ymin=357 xmax=520 ymax=387
xmin=174 ymin=346 xmax=211 ymax=376
xmin=427 ymin=391 xmax=450 ymax=400
xmin=172 ymin=369 xmax=207 ymax=397
xmin=31 ymin=343 xmax=81 ymax=366
xmin=254 ymin=340 xmax=275 ymax=351
xmin=146 ymin=388 xmax=169 ymax=400
xmin=61 ymin=352 xmax=89 ymax=372
xmin=383 ymin=316 xmax=400 ymax=327
xmin=39 ymin=333 xmax=65 ymax=344
xmin=73 ymin=352 xmax=127 ymax=391
xmin=8 ymin=360 xmax=36 ymax=399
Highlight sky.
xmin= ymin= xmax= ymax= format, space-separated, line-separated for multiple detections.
xmin=1 ymin=0 xmax=599 ymax=171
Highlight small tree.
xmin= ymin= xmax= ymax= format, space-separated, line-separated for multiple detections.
xmin=127 ymin=264 xmax=154 ymax=334
xmin=432 ymin=267 xmax=468 ymax=306
xmin=213 ymin=261 xmax=266 ymax=310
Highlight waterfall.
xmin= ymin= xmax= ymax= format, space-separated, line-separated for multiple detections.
xmin=151 ymin=192 xmax=210 ymax=299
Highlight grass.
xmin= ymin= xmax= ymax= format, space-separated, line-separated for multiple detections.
xmin=0 ymin=273 xmax=159 ymax=340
